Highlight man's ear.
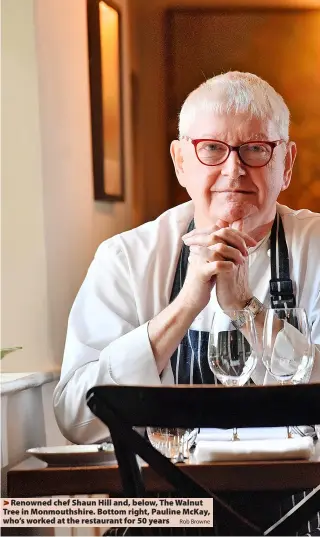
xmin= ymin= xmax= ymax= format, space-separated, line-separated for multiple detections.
xmin=170 ymin=140 xmax=186 ymax=186
xmin=281 ymin=141 xmax=297 ymax=191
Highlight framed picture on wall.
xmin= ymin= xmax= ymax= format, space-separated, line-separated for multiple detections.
xmin=87 ymin=0 xmax=125 ymax=201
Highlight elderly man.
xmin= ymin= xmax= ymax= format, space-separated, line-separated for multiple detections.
xmin=54 ymin=71 xmax=319 ymax=534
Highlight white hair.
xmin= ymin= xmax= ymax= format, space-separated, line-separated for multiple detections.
xmin=178 ymin=71 xmax=290 ymax=141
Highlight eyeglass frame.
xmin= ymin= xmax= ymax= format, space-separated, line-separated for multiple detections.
xmin=181 ymin=136 xmax=286 ymax=168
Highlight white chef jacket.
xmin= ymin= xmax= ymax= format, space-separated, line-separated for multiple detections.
xmin=53 ymin=202 xmax=320 ymax=444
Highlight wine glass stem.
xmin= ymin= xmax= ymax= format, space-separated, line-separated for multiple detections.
xmin=280 ymin=382 xmax=293 ymax=439
xmin=232 ymin=428 xmax=240 ymax=441
xmin=175 ymin=433 xmax=185 ymax=463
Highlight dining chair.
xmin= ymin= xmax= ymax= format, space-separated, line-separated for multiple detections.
xmin=86 ymin=383 xmax=320 ymax=536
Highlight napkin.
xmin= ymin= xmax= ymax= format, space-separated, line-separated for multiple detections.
xmin=197 ymin=426 xmax=315 ymax=442
xmin=192 ymin=436 xmax=314 ymax=463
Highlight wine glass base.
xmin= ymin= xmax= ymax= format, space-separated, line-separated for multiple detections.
xmin=172 ymin=454 xmax=185 ymax=464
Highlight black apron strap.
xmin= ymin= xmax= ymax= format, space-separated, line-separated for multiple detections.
xmin=169 ymin=219 xmax=195 ymax=303
xmin=269 ymin=212 xmax=296 ymax=309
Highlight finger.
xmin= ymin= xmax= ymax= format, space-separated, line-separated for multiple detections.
xmin=189 ymin=245 xmax=224 ymax=264
xmin=202 ymin=260 xmax=234 ymax=279
xmin=213 ymin=228 xmax=256 ymax=252
xmin=188 ymin=248 xmax=225 ymax=265
xmin=189 ymin=243 xmax=245 ymax=265
xmin=210 ymin=243 xmax=246 ymax=265
xmin=183 ymin=226 xmax=217 ymax=240
xmin=216 ymin=219 xmax=230 ymax=229
xmin=182 ymin=220 xmax=229 ymax=240
xmin=183 ymin=232 xmax=239 ymax=250
xmin=188 ymin=250 xmax=235 ymax=276
xmin=231 ymin=219 xmax=249 ymax=233
xmin=215 ymin=227 xmax=256 ymax=246
xmin=183 ymin=228 xmax=255 ymax=255
xmin=189 ymin=244 xmax=209 ymax=257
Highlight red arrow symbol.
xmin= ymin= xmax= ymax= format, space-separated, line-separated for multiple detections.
xmin=3 ymin=500 xmax=9 ymax=505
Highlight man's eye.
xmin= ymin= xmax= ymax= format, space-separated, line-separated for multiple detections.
xmin=204 ymin=144 xmax=224 ymax=152
xmin=247 ymin=145 xmax=266 ymax=152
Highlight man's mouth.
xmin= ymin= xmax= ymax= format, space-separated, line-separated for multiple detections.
xmin=214 ymin=190 xmax=255 ymax=194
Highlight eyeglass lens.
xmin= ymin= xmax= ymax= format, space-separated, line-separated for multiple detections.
xmin=196 ymin=141 xmax=272 ymax=166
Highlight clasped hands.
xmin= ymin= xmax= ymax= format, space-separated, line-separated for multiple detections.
xmin=180 ymin=220 xmax=257 ymax=313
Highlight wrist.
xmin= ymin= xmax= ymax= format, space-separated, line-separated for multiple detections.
xmin=223 ymin=296 xmax=252 ymax=311
xmin=231 ymin=296 xmax=265 ymax=330
xmin=177 ymin=287 xmax=208 ymax=317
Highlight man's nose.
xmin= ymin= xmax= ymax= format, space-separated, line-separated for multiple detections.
xmin=220 ymin=150 xmax=246 ymax=177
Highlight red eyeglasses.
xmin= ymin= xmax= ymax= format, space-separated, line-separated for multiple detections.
xmin=182 ymin=137 xmax=285 ymax=168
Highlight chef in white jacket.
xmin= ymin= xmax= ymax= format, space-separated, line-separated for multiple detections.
xmin=53 ymin=71 xmax=320 ymax=446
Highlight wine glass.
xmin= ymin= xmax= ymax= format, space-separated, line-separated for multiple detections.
xmin=207 ymin=309 xmax=258 ymax=440
xmin=146 ymin=427 xmax=198 ymax=462
xmin=262 ymin=307 xmax=314 ymax=438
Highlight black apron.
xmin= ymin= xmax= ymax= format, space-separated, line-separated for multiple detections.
xmin=169 ymin=212 xmax=296 ymax=384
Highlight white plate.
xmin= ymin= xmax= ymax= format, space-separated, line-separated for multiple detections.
xmin=27 ymin=444 xmax=117 ymax=467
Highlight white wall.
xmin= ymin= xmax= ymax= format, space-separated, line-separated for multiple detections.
xmin=1 ymin=0 xmax=52 ymax=372
xmin=34 ymin=0 xmax=133 ymax=367
xmin=1 ymin=0 xmax=133 ymax=372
